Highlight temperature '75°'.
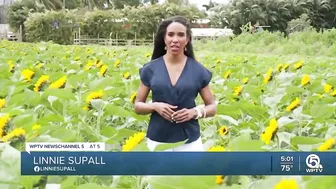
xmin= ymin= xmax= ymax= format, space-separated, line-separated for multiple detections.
xmin=281 ymin=164 xmax=293 ymax=172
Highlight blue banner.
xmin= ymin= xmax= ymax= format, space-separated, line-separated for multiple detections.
xmin=21 ymin=152 xmax=335 ymax=175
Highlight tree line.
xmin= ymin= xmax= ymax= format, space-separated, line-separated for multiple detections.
xmin=208 ymin=0 xmax=336 ymax=35
xmin=6 ymin=1 xmax=206 ymax=44
xmin=3 ymin=0 xmax=336 ymax=45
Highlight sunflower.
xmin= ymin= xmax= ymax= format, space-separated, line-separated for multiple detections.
xmin=281 ymin=63 xmax=290 ymax=71
xmin=223 ymin=70 xmax=231 ymax=79
xmin=260 ymin=118 xmax=278 ymax=145
xmin=87 ymin=90 xmax=104 ymax=102
xmin=35 ymin=63 xmax=44 ymax=69
xmin=208 ymin=145 xmax=225 ymax=152
xmin=331 ymin=90 xmax=336 ymax=97
xmin=301 ymin=74 xmax=310 ymax=86
xmin=49 ymin=76 xmax=67 ymax=89
xmin=34 ymin=75 xmax=50 ymax=92
xmin=99 ymin=65 xmax=108 ymax=76
xmin=274 ymin=179 xmax=299 ymax=189
xmin=276 ymin=64 xmax=283 ymax=72
xmin=96 ymin=60 xmax=104 ymax=68
xmin=123 ymin=72 xmax=131 ymax=79
xmin=114 ymin=60 xmax=121 ymax=68
xmin=84 ymin=61 xmax=95 ymax=71
xmin=7 ymin=60 xmax=15 ymax=72
xmin=1 ymin=127 xmax=25 ymax=142
xmin=242 ymin=77 xmax=249 ymax=84
xmin=0 ymin=114 xmax=11 ymax=137
xmin=323 ymin=84 xmax=333 ymax=93
xmin=318 ymin=138 xmax=335 ymax=151
xmin=218 ymin=126 xmax=229 ymax=136
xmin=0 ymin=98 xmax=5 ymax=109
xmin=83 ymin=90 xmax=104 ymax=110
xmin=234 ymin=86 xmax=243 ymax=96
xmin=286 ymin=98 xmax=300 ymax=112
xmin=21 ymin=69 xmax=35 ymax=82
xmin=32 ymin=124 xmax=41 ymax=131
xmin=215 ymin=175 xmax=225 ymax=185
xmin=294 ymin=60 xmax=303 ymax=70
xmin=122 ymin=132 xmax=146 ymax=151
xmin=130 ymin=92 xmax=137 ymax=103
xmin=264 ymin=68 xmax=273 ymax=84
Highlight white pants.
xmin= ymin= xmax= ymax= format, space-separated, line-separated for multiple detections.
xmin=145 ymin=137 xmax=204 ymax=189
xmin=146 ymin=137 xmax=205 ymax=152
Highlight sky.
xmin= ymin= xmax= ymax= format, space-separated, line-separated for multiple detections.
xmin=158 ymin=0 xmax=230 ymax=10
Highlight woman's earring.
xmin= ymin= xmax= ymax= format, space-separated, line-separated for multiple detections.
xmin=185 ymin=47 xmax=187 ymax=51
xmin=164 ymin=46 xmax=167 ymax=50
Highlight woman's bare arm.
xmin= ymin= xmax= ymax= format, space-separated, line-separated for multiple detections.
xmin=134 ymin=82 xmax=155 ymax=115
xmin=199 ymin=85 xmax=217 ymax=117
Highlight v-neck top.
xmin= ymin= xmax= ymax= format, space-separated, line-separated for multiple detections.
xmin=139 ymin=56 xmax=212 ymax=143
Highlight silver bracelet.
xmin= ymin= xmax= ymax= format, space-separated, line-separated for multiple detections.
xmin=193 ymin=107 xmax=201 ymax=119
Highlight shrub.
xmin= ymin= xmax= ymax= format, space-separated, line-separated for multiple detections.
xmin=24 ymin=10 xmax=79 ymax=45
xmin=80 ymin=9 xmax=125 ymax=39
xmin=7 ymin=0 xmax=45 ymax=41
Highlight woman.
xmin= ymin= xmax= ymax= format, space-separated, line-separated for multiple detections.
xmin=134 ymin=16 xmax=217 ymax=152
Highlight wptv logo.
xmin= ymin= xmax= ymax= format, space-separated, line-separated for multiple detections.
xmin=305 ymin=154 xmax=323 ymax=173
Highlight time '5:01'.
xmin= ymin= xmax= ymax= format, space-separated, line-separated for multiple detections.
xmin=281 ymin=156 xmax=294 ymax=162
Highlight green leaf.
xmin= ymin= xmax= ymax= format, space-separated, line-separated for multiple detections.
xmin=290 ymin=136 xmax=325 ymax=145
xmin=101 ymin=126 xmax=136 ymax=139
xmin=77 ymin=183 xmax=108 ymax=189
xmin=144 ymin=176 xmax=217 ymax=189
xmin=91 ymin=99 xmax=107 ymax=111
xmin=20 ymin=176 xmax=41 ymax=189
xmin=50 ymin=128 xmax=78 ymax=142
xmin=38 ymin=114 xmax=64 ymax=125
xmin=42 ymin=88 xmax=75 ymax=101
xmin=217 ymin=104 xmax=240 ymax=119
xmin=228 ymin=133 xmax=265 ymax=151
xmin=132 ymin=140 xmax=150 ymax=151
xmin=47 ymin=95 xmax=58 ymax=105
xmin=0 ymin=143 xmax=21 ymax=185
xmin=11 ymin=113 xmax=34 ymax=127
xmin=60 ymin=176 xmax=78 ymax=189
xmin=105 ymin=103 xmax=130 ymax=117
xmin=305 ymin=176 xmax=336 ymax=189
xmin=88 ymin=78 xmax=116 ymax=90
xmin=310 ymin=104 xmax=335 ymax=120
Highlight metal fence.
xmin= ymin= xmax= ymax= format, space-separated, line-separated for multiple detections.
xmin=73 ymin=28 xmax=155 ymax=46
xmin=72 ymin=28 xmax=231 ymax=46
xmin=0 ymin=25 xmax=231 ymax=46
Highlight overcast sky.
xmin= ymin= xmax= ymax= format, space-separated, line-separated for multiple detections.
xmin=159 ymin=0 xmax=230 ymax=10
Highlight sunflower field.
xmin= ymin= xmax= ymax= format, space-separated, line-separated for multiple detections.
xmin=0 ymin=34 xmax=336 ymax=189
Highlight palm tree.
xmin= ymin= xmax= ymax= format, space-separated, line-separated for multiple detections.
xmin=307 ymin=0 xmax=332 ymax=29
xmin=35 ymin=0 xmax=63 ymax=10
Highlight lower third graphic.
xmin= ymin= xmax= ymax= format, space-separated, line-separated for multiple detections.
xmin=305 ymin=154 xmax=323 ymax=173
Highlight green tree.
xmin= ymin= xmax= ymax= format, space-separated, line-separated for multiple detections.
xmin=35 ymin=0 xmax=63 ymax=10
xmin=112 ymin=0 xmax=142 ymax=9
xmin=7 ymin=0 xmax=45 ymax=40
xmin=306 ymin=0 xmax=333 ymax=30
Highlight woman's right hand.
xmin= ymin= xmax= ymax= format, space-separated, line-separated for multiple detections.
xmin=152 ymin=102 xmax=177 ymax=121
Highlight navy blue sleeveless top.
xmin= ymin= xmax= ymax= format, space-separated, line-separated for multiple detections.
xmin=139 ymin=56 xmax=212 ymax=143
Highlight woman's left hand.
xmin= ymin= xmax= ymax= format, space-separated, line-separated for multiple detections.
xmin=171 ymin=108 xmax=197 ymax=123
